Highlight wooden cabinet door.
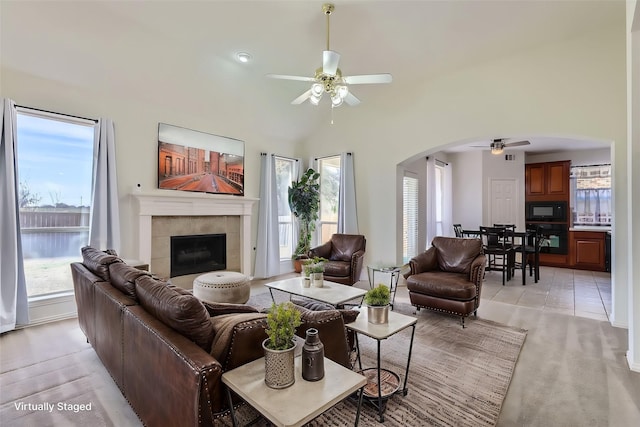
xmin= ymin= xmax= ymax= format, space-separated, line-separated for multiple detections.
xmin=547 ymin=162 xmax=569 ymax=196
xmin=570 ymin=231 xmax=606 ymax=271
xmin=526 ymin=164 xmax=546 ymax=196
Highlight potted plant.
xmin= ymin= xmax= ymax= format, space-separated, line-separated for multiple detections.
xmin=364 ymin=284 xmax=391 ymax=324
xmin=302 ymin=256 xmax=326 ymax=288
xmin=288 ymin=168 xmax=321 ymax=272
xmin=262 ymin=302 xmax=302 ymax=389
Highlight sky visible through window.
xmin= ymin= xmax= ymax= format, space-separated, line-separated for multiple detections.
xmin=17 ymin=114 xmax=94 ymax=207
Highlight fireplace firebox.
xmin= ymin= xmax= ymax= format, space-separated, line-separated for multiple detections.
xmin=170 ymin=234 xmax=226 ymax=277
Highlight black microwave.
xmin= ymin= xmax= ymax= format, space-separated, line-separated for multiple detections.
xmin=526 ymin=201 xmax=567 ymax=222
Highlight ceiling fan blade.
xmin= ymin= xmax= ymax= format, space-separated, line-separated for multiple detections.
xmin=504 ymin=140 xmax=531 ymax=147
xmin=266 ymin=74 xmax=316 ymax=82
xmin=344 ymin=92 xmax=361 ymax=106
xmin=322 ymin=50 xmax=340 ymax=76
xmin=469 ymin=145 xmax=489 ymax=148
xmin=343 ymin=74 xmax=393 ymax=85
xmin=291 ymin=89 xmax=312 ymax=105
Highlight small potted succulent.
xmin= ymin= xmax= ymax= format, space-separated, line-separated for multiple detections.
xmin=364 ymin=284 xmax=391 ymax=324
xmin=262 ymin=302 xmax=302 ymax=389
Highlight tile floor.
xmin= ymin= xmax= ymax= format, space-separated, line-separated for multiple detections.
xmin=480 ymin=266 xmax=612 ymax=322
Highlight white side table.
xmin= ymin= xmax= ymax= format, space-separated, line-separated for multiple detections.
xmin=345 ymin=307 xmax=417 ymax=422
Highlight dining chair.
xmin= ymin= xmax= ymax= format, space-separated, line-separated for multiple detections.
xmin=453 ymin=224 xmax=463 ymax=237
xmin=480 ymin=226 xmax=515 ymax=286
xmin=514 ymin=224 xmax=542 ymax=283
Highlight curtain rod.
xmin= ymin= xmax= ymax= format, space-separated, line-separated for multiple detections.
xmin=425 ymin=156 xmax=449 ymax=166
xmin=271 ymin=154 xmax=298 ymax=161
xmin=16 ymin=104 xmax=98 ymax=123
xmin=314 ymin=152 xmax=351 ymax=160
xmin=572 ymin=163 xmax=611 ymax=168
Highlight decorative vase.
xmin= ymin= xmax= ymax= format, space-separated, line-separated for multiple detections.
xmin=302 ymin=328 xmax=324 ymax=381
xmin=310 ymin=272 xmax=324 ymax=288
xmin=367 ymin=304 xmax=390 ymax=324
xmin=262 ymin=339 xmax=296 ymax=389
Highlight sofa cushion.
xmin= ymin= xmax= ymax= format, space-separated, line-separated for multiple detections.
xmin=291 ymin=298 xmax=359 ymax=326
xmin=108 ymin=262 xmax=149 ymax=300
xmin=202 ymin=301 xmax=259 ymax=317
xmin=406 ymin=271 xmax=477 ymax=300
xmin=135 ymin=275 xmax=214 ymax=352
xmin=81 ymin=246 xmax=122 ymax=281
xmin=322 ymin=260 xmax=351 ymax=277
xmin=432 ymin=237 xmax=482 ymax=274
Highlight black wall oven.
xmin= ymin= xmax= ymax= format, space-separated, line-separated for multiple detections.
xmin=528 ymin=223 xmax=568 ymax=255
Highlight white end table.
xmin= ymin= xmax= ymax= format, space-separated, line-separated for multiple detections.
xmin=222 ymin=356 xmax=366 ymax=427
xmin=345 ymin=307 xmax=417 ymax=422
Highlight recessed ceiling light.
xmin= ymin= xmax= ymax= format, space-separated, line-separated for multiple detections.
xmin=236 ymin=52 xmax=252 ymax=63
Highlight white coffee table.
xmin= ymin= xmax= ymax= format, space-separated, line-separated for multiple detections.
xmin=222 ymin=356 xmax=366 ymax=427
xmin=265 ymin=277 xmax=366 ymax=307
xmin=346 ymin=307 xmax=417 ymax=422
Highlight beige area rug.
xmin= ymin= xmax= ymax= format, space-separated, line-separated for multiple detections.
xmin=248 ymin=291 xmax=527 ymax=427
xmin=1 ymin=294 xmax=526 ymax=427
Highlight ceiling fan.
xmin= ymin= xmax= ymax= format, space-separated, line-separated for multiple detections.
xmin=266 ymin=3 xmax=392 ymax=108
xmin=472 ymin=138 xmax=531 ymax=155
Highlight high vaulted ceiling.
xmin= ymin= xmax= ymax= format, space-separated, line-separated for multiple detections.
xmin=0 ymin=0 xmax=624 ymax=149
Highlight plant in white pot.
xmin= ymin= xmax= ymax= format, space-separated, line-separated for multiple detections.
xmin=364 ymin=284 xmax=391 ymax=324
xmin=262 ymin=302 xmax=302 ymax=389
xmin=288 ymin=168 xmax=320 ymax=273
xmin=302 ymin=256 xmax=326 ymax=288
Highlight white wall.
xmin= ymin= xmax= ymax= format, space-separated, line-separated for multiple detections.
xmin=450 ymin=151 xmax=483 ymax=229
xmin=526 ymin=148 xmax=611 ymax=165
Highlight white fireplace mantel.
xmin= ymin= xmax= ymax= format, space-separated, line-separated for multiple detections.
xmin=133 ymin=192 xmax=258 ymax=275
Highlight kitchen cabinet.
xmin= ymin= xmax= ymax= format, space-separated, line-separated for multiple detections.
xmin=525 ymin=160 xmax=570 ymax=200
xmin=569 ymin=231 xmax=606 ymax=271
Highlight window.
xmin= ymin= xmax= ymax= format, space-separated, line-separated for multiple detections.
xmin=570 ymin=164 xmax=612 ymax=226
xmin=317 ymin=156 xmax=341 ymax=243
xmin=402 ymin=173 xmax=419 ymax=263
xmin=16 ymin=109 xmax=95 ymax=297
xmin=274 ymin=156 xmax=296 ymax=260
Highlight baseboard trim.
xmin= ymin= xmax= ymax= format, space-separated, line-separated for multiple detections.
xmin=26 ymin=293 xmax=78 ymax=327
xmin=627 ymin=351 xmax=640 ymax=373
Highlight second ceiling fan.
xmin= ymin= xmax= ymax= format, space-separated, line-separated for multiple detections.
xmin=472 ymin=138 xmax=531 ymax=155
xmin=267 ymin=3 xmax=392 ymax=108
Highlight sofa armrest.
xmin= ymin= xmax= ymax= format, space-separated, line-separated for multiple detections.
xmin=406 ymin=247 xmax=438 ymax=277
xmin=309 ymin=241 xmax=332 ymax=259
xmin=209 ymin=313 xmax=268 ymax=371
xmin=469 ymin=254 xmax=487 ymax=286
xmin=123 ymin=306 xmax=224 ymax=426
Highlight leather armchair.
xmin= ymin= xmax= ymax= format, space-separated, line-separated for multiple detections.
xmin=309 ymin=234 xmax=366 ymax=285
xmin=403 ymin=236 xmax=486 ymax=327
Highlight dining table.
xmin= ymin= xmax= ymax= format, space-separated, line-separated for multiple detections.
xmin=463 ymin=227 xmax=540 ymax=286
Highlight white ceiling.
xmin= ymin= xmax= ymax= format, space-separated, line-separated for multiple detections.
xmin=0 ymin=0 xmax=623 ymax=151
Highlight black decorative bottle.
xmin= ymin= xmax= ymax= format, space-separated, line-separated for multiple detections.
xmin=302 ymin=328 xmax=324 ymax=381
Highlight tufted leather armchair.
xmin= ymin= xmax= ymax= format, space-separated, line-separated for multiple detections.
xmin=404 ymin=236 xmax=486 ymax=327
xmin=308 ymin=234 xmax=366 ymax=285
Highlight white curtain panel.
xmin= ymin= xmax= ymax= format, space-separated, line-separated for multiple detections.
xmin=337 ymin=152 xmax=359 ymax=234
xmin=88 ymin=118 xmax=121 ymax=252
xmin=0 ymin=98 xmax=30 ymax=332
xmin=442 ymin=163 xmax=454 ymax=237
xmin=254 ymin=153 xmax=280 ymax=278
xmin=425 ymin=157 xmax=437 ymax=244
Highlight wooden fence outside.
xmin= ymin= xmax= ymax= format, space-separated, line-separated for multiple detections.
xmin=19 ymin=208 xmax=90 ymax=258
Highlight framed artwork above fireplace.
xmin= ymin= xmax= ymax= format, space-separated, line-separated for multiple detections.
xmin=157 ymin=123 xmax=244 ymax=196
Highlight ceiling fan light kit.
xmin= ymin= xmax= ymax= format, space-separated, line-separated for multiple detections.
xmin=266 ymin=3 xmax=392 ymax=109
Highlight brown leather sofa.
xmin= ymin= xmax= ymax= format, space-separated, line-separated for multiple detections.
xmin=308 ymin=233 xmax=366 ymax=285
xmin=403 ymin=237 xmax=486 ymax=327
xmin=71 ymin=246 xmax=356 ymax=426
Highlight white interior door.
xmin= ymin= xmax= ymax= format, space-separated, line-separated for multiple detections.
xmin=489 ymin=178 xmax=519 ymax=226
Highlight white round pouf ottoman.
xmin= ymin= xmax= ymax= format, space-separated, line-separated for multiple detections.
xmin=193 ymin=271 xmax=250 ymax=304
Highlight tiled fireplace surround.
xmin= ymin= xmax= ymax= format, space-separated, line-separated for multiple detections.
xmin=133 ymin=193 xmax=257 ymax=282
